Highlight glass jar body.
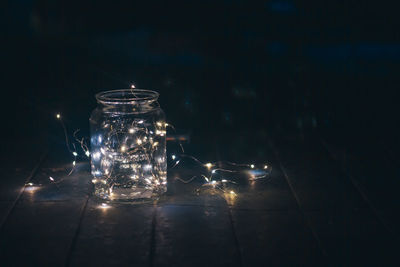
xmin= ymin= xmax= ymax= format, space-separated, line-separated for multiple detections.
xmin=90 ymin=90 xmax=167 ymax=201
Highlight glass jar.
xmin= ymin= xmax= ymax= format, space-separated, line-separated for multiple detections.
xmin=90 ymin=89 xmax=167 ymax=201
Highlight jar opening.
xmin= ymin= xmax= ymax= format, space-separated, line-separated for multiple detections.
xmin=96 ymin=89 xmax=159 ymax=105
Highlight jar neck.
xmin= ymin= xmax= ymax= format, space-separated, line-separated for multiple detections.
xmin=95 ymin=89 xmax=160 ymax=113
xmin=98 ymin=100 xmax=159 ymax=113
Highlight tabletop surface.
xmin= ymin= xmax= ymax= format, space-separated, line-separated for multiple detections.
xmin=0 ymin=130 xmax=398 ymax=266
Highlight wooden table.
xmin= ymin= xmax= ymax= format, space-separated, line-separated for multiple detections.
xmin=0 ymin=131 xmax=397 ymax=266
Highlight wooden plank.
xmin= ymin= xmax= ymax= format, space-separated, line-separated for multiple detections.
xmin=228 ymin=169 xmax=298 ymax=211
xmin=153 ymin=205 xmax=241 ymax=267
xmin=306 ymin=208 xmax=397 ymax=265
xmin=269 ymin=133 xmax=397 ymax=264
xmin=21 ymin=162 xmax=91 ymax=202
xmin=0 ymin=202 xmax=12 ymax=228
xmin=232 ymin=210 xmax=326 ymax=266
xmin=322 ymin=138 xmax=399 ymax=235
xmin=68 ymin=199 xmax=154 ymax=266
xmin=213 ymin=131 xmax=298 ymax=210
xmin=158 ymin=168 xmax=228 ymax=208
xmin=0 ymin=200 xmax=84 ymax=266
xmin=269 ymin=134 xmax=367 ymax=211
xmin=213 ymin=131 xmax=327 ymax=265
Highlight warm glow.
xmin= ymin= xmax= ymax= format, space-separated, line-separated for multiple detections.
xmin=25 ymin=185 xmax=40 ymax=193
xmin=99 ymin=203 xmax=111 ymax=210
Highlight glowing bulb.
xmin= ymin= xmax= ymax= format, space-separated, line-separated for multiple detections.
xmin=92 ymin=152 xmax=101 ymax=160
xmin=72 ymin=151 xmax=78 ymax=156
xmin=250 ymin=164 xmax=255 ymax=169
xmin=144 ymin=164 xmax=152 ymax=170
xmin=56 ymin=113 xmax=61 ymax=119
xmin=72 ymin=160 xmax=76 ymax=166
xmin=211 ymin=180 xmax=217 ymax=185
xmin=230 ymin=190 xmax=235 ymax=195
xmin=85 ymin=151 xmax=90 ymax=157
xmin=129 ymin=128 xmax=135 ymax=134
xmin=264 ymin=165 xmax=268 ymax=169
xmin=205 ymin=163 xmax=213 ymax=169
xmin=165 ymin=123 xmax=169 ymax=127
xmin=211 ymin=169 xmax=216 ymax=174
xmin=156 ymin=130 xmax=166 ymax=136
xmin=221 ymin=179 xmax=227 ymax=183
xmin=49 ymin=176 xmax=54 ymax=181
xmin=92 ymin=179 xmax=97 ymax=183
xmin=120 ymin=145 xmax=126 ymax=152
xmin=171 ymin=154 xmax=176 ymax=160
xmin=138 ymin=120 xmax=144 ymax=124
xmin=152 ymin=141 xmax=159 ymax=147
xmin=131 ymin=84 xmax=135 ymax=88
xmin=26 ymin=182 xmax=34 ymax=186
xmin=137 ymin=139 xmax=142 ymax=145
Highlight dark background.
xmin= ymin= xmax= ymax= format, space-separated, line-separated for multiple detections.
xmin=1 ymin=1 xmax=400 ymax=265
xmin=3 ymin=0 xmax=399 ymax=146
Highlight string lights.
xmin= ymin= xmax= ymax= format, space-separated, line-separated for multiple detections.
xmin=24 ymin=89 xmax=271 ymax=203
xmin=89 ymin=89 xmax=167 ymax=200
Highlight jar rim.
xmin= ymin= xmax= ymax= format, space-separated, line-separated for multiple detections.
xmin=96 ymin=89 xmax=159 ymax=104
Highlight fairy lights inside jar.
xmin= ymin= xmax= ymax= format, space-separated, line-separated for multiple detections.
xmin=90 ymin=89 xmax=167 ymax=201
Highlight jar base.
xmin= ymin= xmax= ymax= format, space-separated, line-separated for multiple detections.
xmin=94 ymin=183 xmax=166 ymax=201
